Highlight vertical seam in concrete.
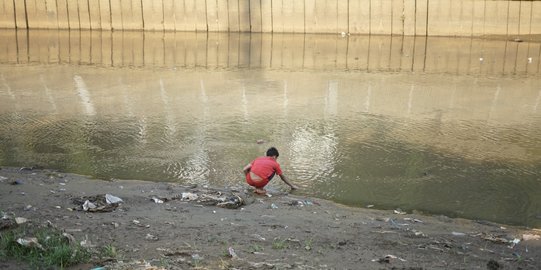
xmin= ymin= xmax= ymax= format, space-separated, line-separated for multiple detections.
xmin=87 ymin=0 xmax=91 ymax=29
xmin=77 ymin=0 xmax=81 ymax=29
xmin=12 ymin=0 xmax=17 ymax=29
xmin=108 ymin=0 xmax=112 ymax=30
xmin=527 ymin=1 xmax=533 ymax=37
xmin=139 ymin=0 xmax=144 ymax=30
xmin=469 ymin=0 xmax=474 ymax=37
xmin=247 ymin=0 xmax=250 ymax=32
xmin=390 ymin=0 xmax=394 ymax=35
xmin=400 ymin=0 xmax=406 ymax=35
xmin=425 ymin=0 xmax=429 ymax=36
xmin=505 ymin=0 xmax=510 ymax=36
xmin=482 ymin=0 xmax=486 ymax=36
xmin=120 ymin=0 xmax=124 ymax=30
xmin=55 ymin=0 xmax=60 ymax=28
xmin=162 ymin=0 xmax=165 ymax=31
xmin=518 ymin=1 xmax=522 ymax=37
xmin=260 ymin=0 xmax=263 ymax=33
xmin=237 ymin=0 xmax=240 ymax=32
xmin=226 ymin=0 xmax=230 ymax=32
xmin=347 ymin=0 xmax=349 ymax=34
xmin=303 ymin=0 xmax=305 ymax=33
xmin=97 ymin=0 xmax=101 ymax=29
xmin=23 ymin=0 xmax=29 ymax=28
xmin=66 ymin=0 xmax=70 ymax=29
xmin=369 ymin=0 xmax=372 ymax=34
xmin=270 ymin=0 xmax=273 ymax=33
xmin=414 ymin=0 xmax=417 ymax=36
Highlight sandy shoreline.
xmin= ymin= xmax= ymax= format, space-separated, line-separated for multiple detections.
xmin=0 ymin=166 xmax=540 ymax=269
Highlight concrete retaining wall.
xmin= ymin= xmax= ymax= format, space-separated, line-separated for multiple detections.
xmin=0 ymin=0 xmax=539 ymax=36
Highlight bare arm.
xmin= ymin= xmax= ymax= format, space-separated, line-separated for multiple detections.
xmin=243 ymin=163 xmax=251 ymax=175
xmin=278 ymin=174 xmax=298 ymax=190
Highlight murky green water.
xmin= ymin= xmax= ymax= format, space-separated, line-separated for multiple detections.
xmin=1 ymin=30 xmax=540 ymax=227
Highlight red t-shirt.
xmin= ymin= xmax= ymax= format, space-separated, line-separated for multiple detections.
xmin=250 ymin=156 xmax=282 ymax=180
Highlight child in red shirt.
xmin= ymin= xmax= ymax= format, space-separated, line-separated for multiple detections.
xmin=243 ymin=147 xmax=298 ymax=194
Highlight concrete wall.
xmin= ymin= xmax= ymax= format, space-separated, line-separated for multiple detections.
xmin=1 ymin=30 xmax=539 ymax=75
xmin=0 ymin=0 xmax=539 ymax=36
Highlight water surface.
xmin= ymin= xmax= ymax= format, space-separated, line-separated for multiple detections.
xmin=1 ymin=30 xmax=540 ymax=227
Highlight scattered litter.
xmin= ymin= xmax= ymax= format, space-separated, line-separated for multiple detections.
xmin=16 ymin=237 xmax=44 ymax=250
xmin=270 ymin=203 xmax=278 ymax=209
xmin=452 ymin=232 xmax=466 ymax=237
xmin=62 ymin=232 xmax=76 ymax=244
xmin=0 ymin=176 xmax=7 ymax=182
xmin=475 ymin=232 xmax=513 ymax=244
xmin=82 ymin=200 xmax=97 ymax=211
xmin=366 ymin=204 xmax=374 ymax=208
xmin=133 ymin=220 xmax=140 ymax=225
xmin=73 ymin=194 xmax=122 ymax=212
xmin=522 ymin=234 xmax=540 ymax=241
xmin=181 ymin=192 xmax=199 ymax=201
xmin=151 ymin=197 xmax=164 ymax=204
xmin=102 ymin=259 xmax=165 ymax=270
xmin=509 ymin=238 xmax=521 ymax=248
xmin=404 ymin=217 xmax=423 ymax=223
xmin=394 ymin=209 xmax=407 ymax=215
xmin=145 ymin=234 xmax=158 ymax=241
xmin=80 ymin=238 xmax=95 ymax=248
xmin=14 ymin=217 xmax=28 ymax=224
xmin=215 ymin=195 xmax=244 ymax=209
xmin=228 ymin=247 xmax=238 ymax=259
xmin=372 ymin=254 xmax=407 ymax=263
xmin=191 ymin=254 xmax=203 ymax=261
xmin=105 ymin=194 xmax=123 ymax=204
xmin=252 ymin=234 xmax=266 ymax=241
xmin=256 ymin=139 xmax=265 ymax=144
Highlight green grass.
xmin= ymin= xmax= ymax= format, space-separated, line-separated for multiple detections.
xmin=0 ymin=224 xmax=91 ymax=268
xmin=99 ymin=244 xmax=117 ymax=259
xmin=272 ymin=238 xmax=289 ymax=250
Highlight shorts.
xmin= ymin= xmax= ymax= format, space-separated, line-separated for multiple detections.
xmin=246 ymin=173 xmax=270 ymax=188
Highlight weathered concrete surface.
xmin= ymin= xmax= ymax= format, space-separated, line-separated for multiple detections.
xmin=0 ymin=0 xmax=539 ymax=37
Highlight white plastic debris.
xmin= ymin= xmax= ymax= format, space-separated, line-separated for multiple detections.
xmin=105 ymin=194 xmax=123 ymax=204
xmin=452 ymin=231 xmax=466 ymax=237
xmin=17 ymin=237 xmax=44 ymax=250
xmin=181 ymin=192 xmax=198 ymax=201
xmin=15 ymin=217 xmax=28 ymax=224
xmin=228 ymin=247 xmax=238 ymax=259
xmin=82 ymin=200 xmax=96 ymax=211
xmin=151 ymin=197 xmax=164 ymax=204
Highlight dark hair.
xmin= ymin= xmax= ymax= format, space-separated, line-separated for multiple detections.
xmin=266 ymin=147 xmax=279 ymax=157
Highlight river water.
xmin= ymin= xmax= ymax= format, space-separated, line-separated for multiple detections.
xmin=1 ymin=30 xmax=540 ymax=227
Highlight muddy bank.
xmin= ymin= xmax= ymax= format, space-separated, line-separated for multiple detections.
xmin=0 ymin=166 xmax=540 ymax=269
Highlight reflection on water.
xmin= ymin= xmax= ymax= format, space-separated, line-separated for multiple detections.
xmin=1 ymin=31 xmax=541 ymax=227
xmin=1 ymin=29 xmax=540 ymax=75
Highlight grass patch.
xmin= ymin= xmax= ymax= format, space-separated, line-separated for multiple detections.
xmin=272 ymin=238 xmax=289 ymax=250
xmin=99 ymin=244 xmax=117 ymax=259
xmin=0 ymin=224 xmax=91 ymax=268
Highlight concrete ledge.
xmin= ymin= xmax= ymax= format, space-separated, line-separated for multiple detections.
xmin=0 ymin=0 xmax=539 ymax=36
